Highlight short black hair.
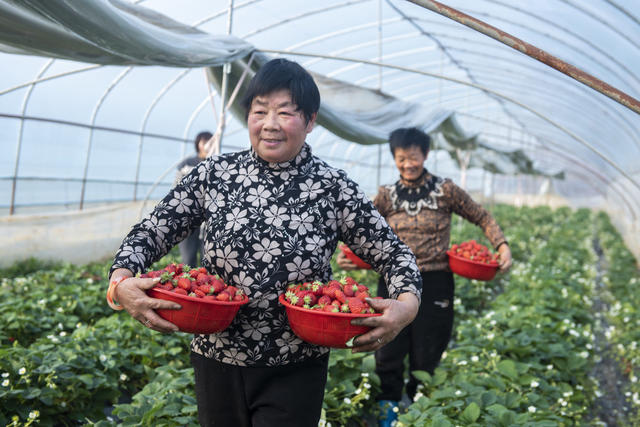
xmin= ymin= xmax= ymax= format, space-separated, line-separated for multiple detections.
xmin=194 ymin=131 xmax=212 ymax=153
xmin=388 ymin=127 xmax=431 ymax=156
xmin=241 ymin=58 xmax=320 ymax=123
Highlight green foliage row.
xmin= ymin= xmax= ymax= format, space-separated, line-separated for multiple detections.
xmin=398 ymin=207 xmax=602 ymax=426
xmin=0 ymin=205 xmax=636 ymax=426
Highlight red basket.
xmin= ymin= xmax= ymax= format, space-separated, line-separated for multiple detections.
xmin=279 ymin=294 xmax=380 ymax=348
xmin=147 ymin=288 xmax=249 ymax=334
xmin=339 ymin=244 xmax=372 ymax=269
xmin=447 ymin=249 xmax=499 ymax=281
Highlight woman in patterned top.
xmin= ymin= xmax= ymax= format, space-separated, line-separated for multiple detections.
xmin=108 ymin=59 xmax=422 ymax=427
xmin=337 ymin=127 xmax=512 ymax=427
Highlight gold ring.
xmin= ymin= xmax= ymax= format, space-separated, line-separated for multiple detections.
xmin=377 ymin=338 xmax=383 ymax=344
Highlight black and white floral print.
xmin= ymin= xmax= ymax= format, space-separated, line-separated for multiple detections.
xmin=111 ymin=144 xmax=422 ymax=367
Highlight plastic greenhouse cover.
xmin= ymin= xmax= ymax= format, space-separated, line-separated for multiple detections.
xmin=0 ymin=0 xmax=556 ymax=179
xmin=0 ymin=0 xmax=638 ymax=221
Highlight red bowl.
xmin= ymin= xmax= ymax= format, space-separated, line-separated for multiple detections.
xmin=339 ymin=244 xmax=372 ymax=269
xmin=279 ymin=294 xmax=380 ymax=348
xmin=147 ymin=288 xmax=249 ymax=334
xmin=447 ymin=249 xmax=499 ymax=281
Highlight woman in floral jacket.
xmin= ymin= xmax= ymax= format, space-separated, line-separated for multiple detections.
xmin=108 ymin=58 xmax=422 ymax=426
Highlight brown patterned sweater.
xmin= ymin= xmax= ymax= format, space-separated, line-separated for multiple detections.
xmin=374 ymin=170 xmax=507 ymax=272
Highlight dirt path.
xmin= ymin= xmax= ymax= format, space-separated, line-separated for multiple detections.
xmin=588 ymin=237 xmax=631 ymax=426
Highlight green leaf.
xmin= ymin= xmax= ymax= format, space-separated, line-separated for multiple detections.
xmin=460 ymin=401 xmax=481 ymax=423
xmin=431 ymin=415 xmax=453 ymax=427
xmin=496 ymin=360 xmax=518 ymax=380
xmin=411 ymin=370 xmax=432 ymax=384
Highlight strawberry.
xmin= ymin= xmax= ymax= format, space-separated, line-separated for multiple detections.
xmin=233 ymin=290 xmax=246 ymax=302
xmin=199 ymin=284 xmax=212 ymax=295
xmin=302 ymin=292 xmax=317 ymax=306
xmin=174 ymin=288 xmax=188 ymax=295
xmin=334 ymin=289 xmax=347 ymax=303
xmin=159 ymin=282 xmax=174 ymax=291
xmin=210 ymin=278 xmax=225 ymax=293
xmin=177 ymin=276 xmax=192 ymax=290
xmin=347 ymin=297 xmax=367 ymax=314
xmin=216 ymin=292 xmax=231 ymax=301
xmin=355 ymin=290 xmax=369 ymax=301
xmin=323 ymin=304 xmax=339 ymax=313
xmin=196 ymin=273 xmax=209 ymax=285
xmin=343 ymin=283 xmax=358 ymax=297
xmin=317 ymin=295 xmax=332 ymax=306
xmin=194 ymin=289 xmax=206 ymax=298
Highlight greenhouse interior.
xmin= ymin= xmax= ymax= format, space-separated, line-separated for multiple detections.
xmin=1 ymin=0 xmax=639 ymax=426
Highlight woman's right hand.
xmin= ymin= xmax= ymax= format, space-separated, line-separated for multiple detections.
xmin=336 ymin=251 xmax=358 ymax=271
xmin=111 ymin=268 xmax=181 ymax=333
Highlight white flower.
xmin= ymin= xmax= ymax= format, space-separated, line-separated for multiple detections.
xmin=1 ymin=372 xmax=8 ymax=378
xmin=531 ymin=380 xmax=539 ymax=388
xmin=99 ymin=354 xmax=107 ymax=362
xmin=120 ymin=374 xmax=128 ymax=381
xmin=361 ymin=372 xmax=369 ymax=378
xmin=455 ymin=390 xmax=462 ymax=396
xmin=458 ymin=360 xmax=468 ymax=366
xmin=528 ymin=406 xmax=536 ymax=413
xmin=471 ymin=355 xmax=479 ymax=362
xmin=59 ymin=331 xmax=67 ymax=337
xmin=252 ymin=238 xmax=282 ymax=263
xmin=57 ymin=307 xmax=63 ymax=313
xmin=29 ymin=410 xmax=39 ymax=419
xmin=413 ymin=392 xmax=424 ymax=401
xmin=2 ymin=379 xmax=9 ymax=387
xmin=18 ymin=367 xmax=26 ymax=375
xmin=343 ymin=397 xmax=351 ymax=404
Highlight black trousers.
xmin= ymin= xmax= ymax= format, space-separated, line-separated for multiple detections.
xmin=375 ymin=270 xmax=455 ymax=401
xmin=191 ymin=352 xmax=329 ymax=427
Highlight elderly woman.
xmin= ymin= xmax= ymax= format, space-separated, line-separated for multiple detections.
xmin=107 ymin=58 xmax=422 ymax=426
xmin=338 ymin=127 xmax=512 ymax=427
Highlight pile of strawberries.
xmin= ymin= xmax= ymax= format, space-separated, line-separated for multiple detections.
xmin=142 ymin=263 xmax=245 ymax=302
xmin=450 ymin=240 xmax=499 ymax=265
xmin=283 ymin=277 xmax=379 ymax=314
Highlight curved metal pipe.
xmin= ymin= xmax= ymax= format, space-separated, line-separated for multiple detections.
xmin=406 ymin=0 xmax=640 ymax=115
xmin=9 ymin=59 xmax=54 ymax=215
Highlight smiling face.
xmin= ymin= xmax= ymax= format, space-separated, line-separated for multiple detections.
xmin=393 ymin=145 xmax=428 ymax=181
xmin=247 ymin=89 xmax=316 ymax=163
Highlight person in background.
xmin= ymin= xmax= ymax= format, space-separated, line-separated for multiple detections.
xmin=107 ymin=59 xmax=422 ymax=427
xmin=337 ymin=126 xmax=513 ymax=427
xmin=174 ymin=131 xmax=211 ymax=267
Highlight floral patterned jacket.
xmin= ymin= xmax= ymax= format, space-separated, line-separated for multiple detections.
xmin=110 ymin=144 xmax=422 ymax=367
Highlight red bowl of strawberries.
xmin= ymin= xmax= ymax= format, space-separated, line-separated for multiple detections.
xmin=279 ymin=277 xmax=381 ymax=348
xmin=339 ymin=244 xmax=372 ymax=269
xmin=144 ymin=263 xmax=248 ymax=334
xmin=447 ymin=240 xmax=499 ymax=281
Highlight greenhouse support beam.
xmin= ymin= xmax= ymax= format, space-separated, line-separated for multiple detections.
xmin=406 ymin=0 xmax=640 ymax=116
xmin=261 ymin=49 xmax=640 ymax=196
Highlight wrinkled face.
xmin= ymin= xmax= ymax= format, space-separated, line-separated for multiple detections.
xmin=247 ymin=89 xmax=316 ymax=163
xmin=393 ymin=145 xmax=428 ymax=181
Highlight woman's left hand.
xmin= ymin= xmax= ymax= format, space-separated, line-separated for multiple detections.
xmin=497 ymin=243 xmax=513 ymax=273
xmin=349 ymin=292 xmax=419 ymax=353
